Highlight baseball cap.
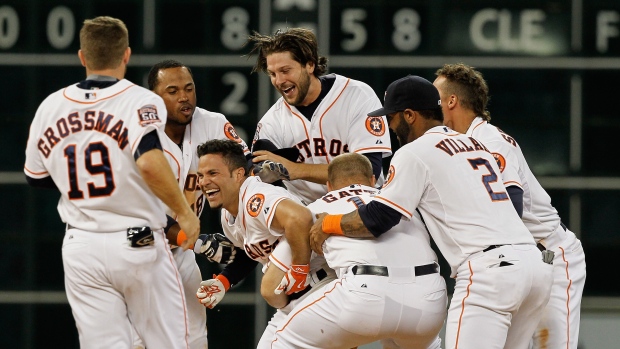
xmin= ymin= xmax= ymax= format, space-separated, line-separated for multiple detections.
xmin=368 ymin=75 xmax=441 ymax=116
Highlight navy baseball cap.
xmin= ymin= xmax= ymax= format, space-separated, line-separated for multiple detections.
xmin=368 ymin=75 xmax=441 ymax=116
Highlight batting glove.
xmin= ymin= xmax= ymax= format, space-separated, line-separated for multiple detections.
xmin=196 ymin=275 xmax=229 ymax=309
xmin=194 ymin=233 xmax=236 ymax=264
xmin=252 ymin=160 xmax=290 ymax=183
xmin=274 ymin=264 xmax=310 ymax=295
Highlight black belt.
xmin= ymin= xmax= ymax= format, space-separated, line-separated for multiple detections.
xmin=351 ymin=263 xmax=438 ymax=277
xmin=485 ymin=243 xmax=547 ymax=252
xmin=288 ymin=268 xmax=329 ymax=301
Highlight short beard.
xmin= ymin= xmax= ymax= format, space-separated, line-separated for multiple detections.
xmin=395 ymin=114 xmax=411 ymax=147
xmin=286 ymin=70 xmax=311 ymax=106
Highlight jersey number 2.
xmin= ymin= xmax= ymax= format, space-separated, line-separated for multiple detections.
xmin=64 ymin=142 xmax=115 ymax=199
xmin=467 ymin=158 xmax=508 ymax=202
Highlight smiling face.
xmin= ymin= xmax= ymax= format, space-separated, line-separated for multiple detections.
xmin=266 ymin=51 xmax=315 ymax=106
xmin=197 ymin=153 xmax=244 ymax=215
xmin=386 ymin=111 xmax=412 ymax=146
xmin=153 ymin=66 xmax=196 ymax=126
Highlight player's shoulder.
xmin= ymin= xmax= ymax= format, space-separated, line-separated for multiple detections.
xmin=192 ymin=106 xmax=227 ymax=122
xmin=334 ymin=74 xmax=376 ymax=96
xmin=260 ymin=98 xmax=288 ymax=121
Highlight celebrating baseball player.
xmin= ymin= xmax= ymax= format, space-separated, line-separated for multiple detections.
xmin=271 ymin=153 xmax=447 ymax=349
xmin=245 ymin=27 xmax=392 ymax=204
xmin=194 ymin=140 xmax=313 ymax=311
xmin=134 ymin=59 xmax=250 ymax=349
xmin=23 ymin=17 xmax=199 ymax=349
xmin=433 ymin=63 xmax=586 ymax=349
xmin=310 ymin=75 xmax=554 ymax=349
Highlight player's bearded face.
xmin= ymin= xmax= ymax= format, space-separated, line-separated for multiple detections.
xmin=284 ymin=68 xmax=311 ymax=106
xmin=390 ymin=112 xmax=412 ymax=146
xmin=156 ymin=67 xmax=196 ymax=126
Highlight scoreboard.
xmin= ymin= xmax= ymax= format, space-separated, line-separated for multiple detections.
xmin=1 ymin=0 xmax=620 ymax=348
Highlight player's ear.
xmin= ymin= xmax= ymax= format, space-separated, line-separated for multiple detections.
xmin=78 ymin=50 xmax=87 ymax=68
xmin=305 ymin=61 xmax=315 ymax=75
xmin=369 ymin=175 xmax=376 ymax=187
xmin=123 ymin=47 xmax=131 ymax=65
xmin=448 ymin=94 xmax=457 ymax=109
xmin=326 ymin=180 xmax=333 ymax=192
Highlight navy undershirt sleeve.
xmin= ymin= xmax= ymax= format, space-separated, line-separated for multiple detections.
xmin=507 ymin=185 xmax=524 ymax=218
xmin=25 ymin=175 xmax=57 ymax=189
xmin=220 ymin=250 xmax=259 ymax=287
xmin=134 ymin=130 xmax=163 ymax=160
xmin=358 ymin=200 xmax=402 ymax=237
xmin=362 ymin=152 xmax=383 ymax=181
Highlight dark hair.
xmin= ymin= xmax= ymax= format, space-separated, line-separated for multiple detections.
xmin=79 ymin=16 xmax=128 ymax=71
xmin=246 ymin=28 xmax=328 ymax=77
xmin=418 ymin=108 xmax=444 ymax=122
xmin=435 ymin=63 xmax=491 ymax=121
xmin=197 ymin=139 xmax=248 ymax=174
xmin=147 ymin=60 xmax=194 ymax=91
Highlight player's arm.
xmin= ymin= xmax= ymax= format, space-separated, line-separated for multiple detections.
xmin=261 ymin=263 xmax=289 ymax=308
xmin=269 ymin=199 xmax=313 ymax=294
xmin=25 ymin=176 xmax=57 ymax=189
xmin=309 ymin=201 xmax=401 ymax=254
xmin=135 ymin=130 xmax=199 ymax=248
xmin=362 ymin=152 xmax=383 ymax=182
xmin=252 ymin=150 xmax=328 ymax=184
xmin=506 ymin=186 xmax=524 ymax=217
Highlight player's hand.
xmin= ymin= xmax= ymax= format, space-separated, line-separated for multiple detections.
xmin=196 ymin=275 xmax=228 ymax=309
xmin=176 ymin=211 xmax=200 ymax=250
xmin=252 ymin=150 xmax=297 ymax=180
xmin=274 ymin=264 xmax=310 ymax=295
xmin=310 ymin=213 xmax=330 ymax=255
xmin=194 ymin=233 xmax=237 ymax=264
xmin=252 ymin=160 xmax=290 ymax=183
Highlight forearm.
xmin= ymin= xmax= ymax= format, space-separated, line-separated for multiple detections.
xmin=340 ymin=210 xmax=375 ymax=238
xmin=288 ymin=162 xmax=328 ymax=184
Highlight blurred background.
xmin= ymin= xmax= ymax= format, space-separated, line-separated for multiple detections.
xmin=0 ymin=0 xmax=618 ymax=348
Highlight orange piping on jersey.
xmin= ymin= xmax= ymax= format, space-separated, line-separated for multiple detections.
xmin=266 ymin=197 xmax=287 ymax=228
xmin=426 ymin=131 xmax=461 ymax=137
xmin=62 ymin=84 xmax=136 ymax=104
xmin=240 ymin=186 xmax=250 ymax=230
xmin=374 ymin=196 xmax=412 ymax=218
xmin=270 ymin=254 xmax=289 ymax=271
xmin=503 ymin=180 xmax=522 ymax=187
xmin=560 ymin=246 xmax=572 ymax=349
xmin=318 ymin=78 xmax=351 ymax=164
xmin=164 ymin=149 xmax=182 ymax=182
xmin=271 ymin=279 xmax=343 ymax=348
xmin=353 ymin=146 xmax=392 ymax=153
xmin=161 ymin=229 xmax=191 ymax=348
xmin=471 ymin=120 xmax=485 ymax=133
xmin=284 ymin=104 xmax=311 ymax=143
xmin=455 ymin=261 xmax=474 ymax=349
xmin=24 ymin=166 xmax=49 ymax=176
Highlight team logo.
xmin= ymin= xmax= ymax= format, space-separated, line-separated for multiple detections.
xmin=246 ymin=193 xmax=265 ymax=217
xmin=492 ymin=153 xmax=506 ymax=172
xmin=137 ymin=104 xmax=160 ymax=126
xmin=382 ymin=165 xmax=395 ymax=188
xmin=252 ymin=123 xmax=262 ymax=146
xmin=365 ymin=116 xmax=386 ymax=136
xmin=224 ymin=122 xmax=242 ymax=143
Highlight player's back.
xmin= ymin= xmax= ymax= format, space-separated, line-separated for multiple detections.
xmin=468 ymin=119 xmax=561 ymax=241
xmin=25 ymin=80 xmax=168 ymax=232
xmin=308 ymin=185 xmax=437 ymax=276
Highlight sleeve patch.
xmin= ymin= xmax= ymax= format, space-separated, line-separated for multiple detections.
xmin=382 ymin=165 xmax=395 ymax=189
xmin=137 ymin=104 xmax=160 ymax=126
xmin=366 ymin=116 xmax=386 ymax=136
xmin=492 ymin=152 xmax=506 ymax=172
xmin=252 ymin=123 xmax=262 ymax=147
xmin=246 ymin=193 xmax=265 ymax=217
xmin=224 ymin=122 xmax=242 ymax=143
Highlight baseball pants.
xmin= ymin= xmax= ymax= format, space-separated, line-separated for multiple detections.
xmin=272 ymin=265 xmax=447 ymax=349
xmin=62 ymin=228 xmax=190 ymax=349
xmin=446 ymin=244 xmax=553 ymax=349
xmin=531 ymin=226 xmax=586 ymax=349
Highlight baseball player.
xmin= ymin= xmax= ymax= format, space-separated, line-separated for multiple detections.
xmin=246 ymin=27 xmax=392 ymax=204
xmin=271 ymin=153 xmax=447 ymax=349
xmin=310 ymin=75 xmax=554 ymax=349
xmin=433 ymin=63 xmax=586 ymax=349
xmin=23 ymin=17 xmax=199 ymax=349
xmin=126 ymin=59 xmax=250 ymax=349
xmin=193 ymin=139 xmax=313 ymax=311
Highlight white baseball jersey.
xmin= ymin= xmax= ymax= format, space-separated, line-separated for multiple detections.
xmin=161 ymin=106 xmax=249 ymax=219
xmin=375 ymin=125 xmax=535 ymax=277
xmin=307 ymin=184 xmax=439 ymax=276
xmin=270 ymin=184 xmax=447 ymax=349
xmin=24 ymin=79 xmax=169 ymax=231
xmin=466 ymin=117 xmax=586 ymax=349
xmin=253 ymin=74 xmax=391 ymax=204
xmin=220 ymin=176 xmax=302 ymax=265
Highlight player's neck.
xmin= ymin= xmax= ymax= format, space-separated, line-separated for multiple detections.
xmin=85 ymin=67 xmax=125 ymax=81
xmin=165 ymin=124 xmax=186 ymax=145
xmin=299 ymin=76 xmax=321 ymax=107
xmin=454 ymin=111 xmax=477 ymax=133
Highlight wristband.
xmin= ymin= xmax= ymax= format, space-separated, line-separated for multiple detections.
xmin=176 ymin=230 xmax=187 ymax=246
xmin=322 ymin=214 xmax=344 ymax=235
xmin=215 ymin=274 xmax=231 ymax=291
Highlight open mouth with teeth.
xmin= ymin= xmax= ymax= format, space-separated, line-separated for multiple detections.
xmin=180 ymin=105 xmax=193 ymax=117
xmin=204 ymin=188 xmax=220 ymax=199
xmin=281 ymin=85 xmax=295 ymax=97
